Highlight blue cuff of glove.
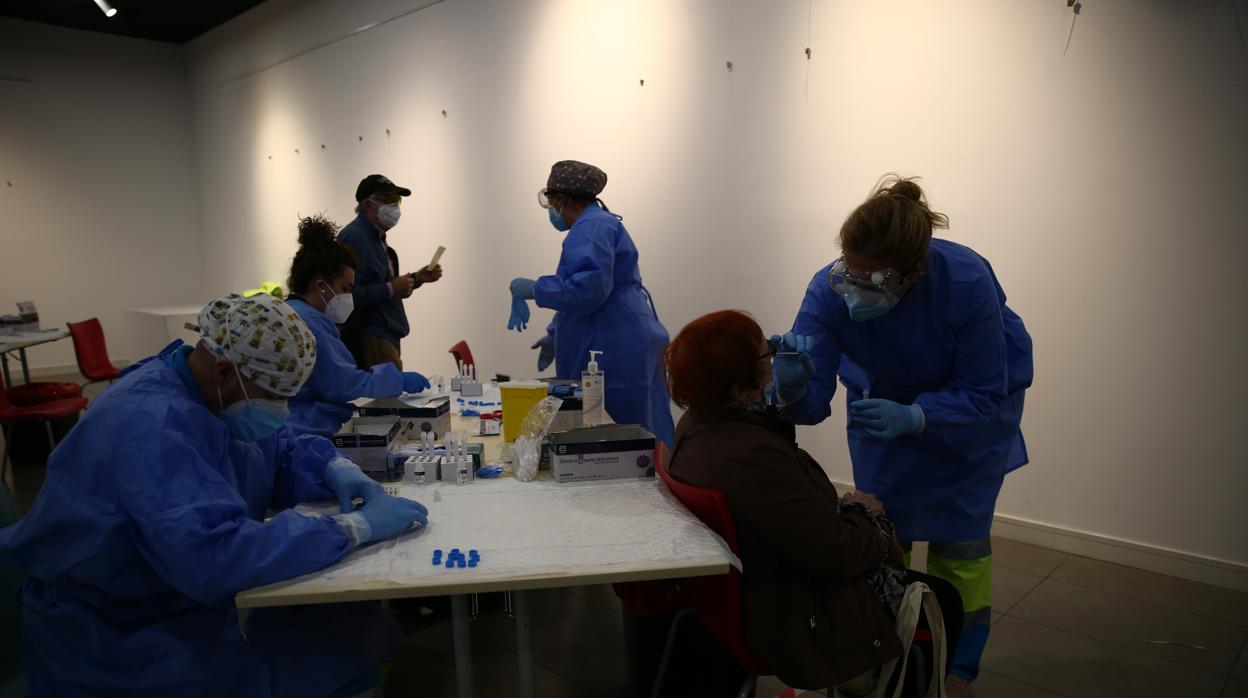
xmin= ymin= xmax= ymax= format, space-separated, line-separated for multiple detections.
xmin=333 ymin=511 xmax=371 ymax=546
xmin=908 ymin=403 xmax=926 ymax=434
xmin=327 ymin=456 xmax=359 ymax=477
xmin=775 ymin=383 xmax=808 ymax=406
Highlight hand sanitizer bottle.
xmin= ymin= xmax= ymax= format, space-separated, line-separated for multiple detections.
xmin=582 ymin=350 xmax=606 ymax=427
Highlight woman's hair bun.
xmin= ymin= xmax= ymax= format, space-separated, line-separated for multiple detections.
xmin=886 ymin=178 xmax=923 ymax=202
xmin=297 ymin=213 xmax=340 ymax=248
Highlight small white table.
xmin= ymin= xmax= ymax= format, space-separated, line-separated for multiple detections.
xmin=237 ymin=416 xmax=731 ymax=698
xmin=126 ymin=305 xmax=204 ymax=352
xmin=0 ymin=329 xmax=71 ymax=386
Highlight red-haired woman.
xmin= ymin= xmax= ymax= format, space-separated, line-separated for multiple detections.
xmin=664 ymin=309 xmax=962 ymax=696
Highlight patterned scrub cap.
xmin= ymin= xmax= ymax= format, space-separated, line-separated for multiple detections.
xmin=196 ymin=294 xmax=318 ymax=397
xmin=546 ymin=160 xmax=607 ymax=198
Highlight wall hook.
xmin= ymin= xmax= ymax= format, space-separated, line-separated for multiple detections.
xmin=294 ymin=148 xmax=300 ymax=155
xmin=805 ymin=47 xmax=812 ymax=60
xmin=321 ymin=144 xmax=326 ymax=149
xmin=639 ymin=78 xmax=645 ymax=86
xmin=441 ymin=109 xmax=448 ymax=117
xmin=726 ymin=60 xmax=734 ymax=72
xmin=385 ymin=128 xmax=391 ymax=136
xmin=358 ymin=135 xmax=364 ymax=142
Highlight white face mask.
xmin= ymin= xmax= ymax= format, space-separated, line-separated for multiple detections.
xmin=319 ymin=282 xmax=354 ymax=323
xmin=376 ymin=203 xmax=401 ymax=229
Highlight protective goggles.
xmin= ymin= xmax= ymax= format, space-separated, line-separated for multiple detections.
xmin=537 ymin=188 xmax=553 ymax=209
xmin=827 ymin=257 xmax=908 ymax=303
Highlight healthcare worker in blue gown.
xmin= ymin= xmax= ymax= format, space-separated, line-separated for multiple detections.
xmin=0 ymin=294 xmax=429 ymax=698
xmin=507 ymin=160 xmax=676 ymax=448
xmin=285 ymin=214 xmax=432 ymax=438
xmin=772 ymin=176 xmax=1033 ymax=697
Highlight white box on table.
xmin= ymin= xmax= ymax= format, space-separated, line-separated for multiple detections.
xmin=547 ymin=425 xmax=656 ymax=483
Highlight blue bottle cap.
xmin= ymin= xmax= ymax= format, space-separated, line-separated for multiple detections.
xmin=456 ymin=559 xmax=466 ymax=568
xmin=468 ymin=549 xmax=479 ymax=558
xmin=450 ymin=548 xmax=461 ymax=556
xmin=445 ymin=559 xmax=454 ymax=568
xmin=468 ymin=560 xmax=478 ymax=568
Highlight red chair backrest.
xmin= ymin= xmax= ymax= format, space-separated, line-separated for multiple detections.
xmin=67 ymin=318 xmax=117 ymax=382
xmin=656 ymin=442 xmax=771 ymax=675
xmin=448 ymin=340 xmax=475 ymax=371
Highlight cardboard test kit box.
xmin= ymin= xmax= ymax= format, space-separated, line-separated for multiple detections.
xmin=332 ymin=415 xmax=404 ymax=480
xmin=358 ymin=396 xmax=452 ymax=439
xmin=546 ymin=424 xmax=657 ymax=483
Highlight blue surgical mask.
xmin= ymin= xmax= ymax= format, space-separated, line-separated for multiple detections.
xmin=845 ymin=288 xmax=898 ymax=322
xmin=548 ymin=206 xmax=570 ymax=232
xmin=217 ymin=365 xmax=289 ymax=442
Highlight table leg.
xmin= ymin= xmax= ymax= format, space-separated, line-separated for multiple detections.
xmin=1 ymin=353 xmax=10 ymax=388
xmin=451 ymin=594 xmax=475 ymax=698
xmin=514 ymin=589 xmax=536 ymax=698
xmin=18 ymin=348 xmax=30 ymax=384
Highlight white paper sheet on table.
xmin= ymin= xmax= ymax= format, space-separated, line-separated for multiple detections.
xmin=290 ymin=477 xmax=737 ymax=587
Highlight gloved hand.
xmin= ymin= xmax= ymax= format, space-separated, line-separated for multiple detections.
xmin=770 ymin=332 xmax=816 ymax=404
xmin=402 ymin=371 xmax=431 ymax=394
xmin=549 ymin=383 xmax=577 ymax=398
xmin=850 ymin=398 xmax=925 ymax=440
xmin=325 ymin=457 xmax=385 ymax=513
xmin=532 ymin=334 xmax=555 ymax=371
xmin=510 ymin=277 xmax=536 ymax=300
xmin=355 ymin=494 xmax=429 ymax=543
xmin=507 ymin=296 xmax=531 ymax=332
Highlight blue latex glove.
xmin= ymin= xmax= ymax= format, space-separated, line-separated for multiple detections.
xmin=548 ymin=383 xmax=577 ymax=398
xmin=850 ymin=398 xmax=925 ymax=440
xmin=510 ymin=277 xmax=536 ymax=300
xmin=508 ymin=296 xmax=531 ymax=332
xmin=325 ymin=457 xmax=385 ymax=513
xmin=402 ymin=371 xmax=431 ymax=394
xmin=355 ymin=494 xmax=429 ymax=543
xmin=770 ymin=332 xmax=816 ymax=404
xmin=532 ymin=334 xmax=555 ymax=371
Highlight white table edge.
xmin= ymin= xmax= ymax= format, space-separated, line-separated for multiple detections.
xmin=236 ymin=556 xmax=730 ymax=609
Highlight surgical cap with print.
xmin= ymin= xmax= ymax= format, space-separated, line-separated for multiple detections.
xmin=195 ymin=294 xmax=317 ymax=397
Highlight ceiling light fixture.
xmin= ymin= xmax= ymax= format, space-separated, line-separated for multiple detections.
xmin=93 ymin=0 xmax=118 ymax=18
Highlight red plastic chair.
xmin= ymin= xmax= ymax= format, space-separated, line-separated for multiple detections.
xmin=448 ymin=340 xmax=475 ymax=372
xmin=67 ymin=318 xmax=121 ymax=386
xmin=652 ymin=443 xmax=770 ymax=698
xmin=1 ymin=371 xmax=88 ymax=479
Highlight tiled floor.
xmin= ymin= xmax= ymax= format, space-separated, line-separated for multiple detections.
xmin=3 ymin=380 xmax=1247 ymax=697
xmin=384 ymin=537 xmax=1248 ymax=698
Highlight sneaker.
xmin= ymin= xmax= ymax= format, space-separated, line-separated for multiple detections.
xmin=944 ymin=675 xmax=972 ymax=698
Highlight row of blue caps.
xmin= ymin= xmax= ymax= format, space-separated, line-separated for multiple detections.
xmin=432 ymin=548 xmax=480 ymax=568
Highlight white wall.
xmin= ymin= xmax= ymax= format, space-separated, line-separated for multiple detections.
xmin=0 ymin=19 xmax=205 ymax=368
xmin=186 ymin=0 xmax=1248 ymax=564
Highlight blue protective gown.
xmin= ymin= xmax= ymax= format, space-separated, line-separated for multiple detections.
xmin=0 ymin=343 xmax=397 ymax=697
xmin=532 ymin=203 xmax=676 ymax=448
xmin=782 ymin=239 xmax=1033 ymax=542
xmin=286 ymin=297 xmax=403 ymax=438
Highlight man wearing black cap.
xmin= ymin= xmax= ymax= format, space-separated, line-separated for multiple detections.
xmin=337 ymin=174 xmax=443 ymax=370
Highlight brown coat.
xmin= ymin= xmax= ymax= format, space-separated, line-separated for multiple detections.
xmin=669 ymin=407 xmax=902 ymax=689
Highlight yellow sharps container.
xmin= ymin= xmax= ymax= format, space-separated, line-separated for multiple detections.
xmin=499 ymin=381 xmax=549 ymax=442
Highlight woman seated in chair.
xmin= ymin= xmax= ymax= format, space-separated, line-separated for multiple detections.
xmin=663 ymin=310 xmax=963 ymax=696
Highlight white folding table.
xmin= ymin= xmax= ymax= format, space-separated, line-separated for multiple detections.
xmin=236 ymin=415 xmax=732 ymax=698
xmin=0 ymin=329 xmax=71 ymax=386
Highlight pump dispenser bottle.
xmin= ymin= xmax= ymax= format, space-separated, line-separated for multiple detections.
xmin=582 ymin=350 xmax=606 ymax=427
